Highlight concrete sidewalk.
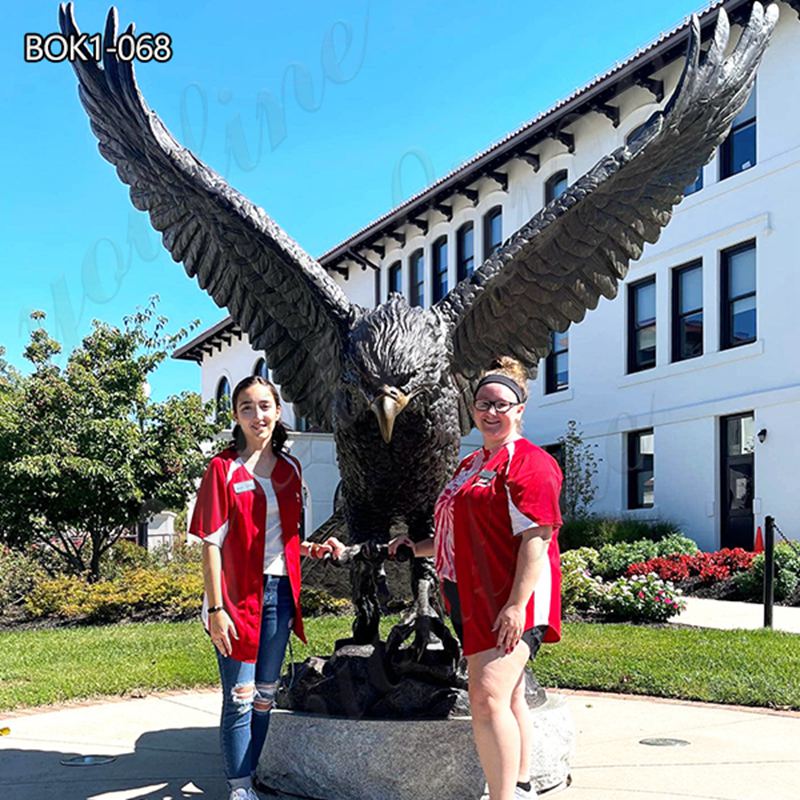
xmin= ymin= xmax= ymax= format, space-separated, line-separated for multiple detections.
xmin=1 ymin=688 xmax=798 ymax=800
xmin=673 ymin=596 xmax=800 ymax=633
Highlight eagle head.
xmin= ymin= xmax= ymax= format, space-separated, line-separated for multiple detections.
xmin=341 ymin=294 xmax=448 ymax=443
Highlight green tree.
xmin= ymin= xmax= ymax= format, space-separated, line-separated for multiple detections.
xmin=0 ymin=299 xmax=223 ymax=579
xmin=558 ymin=419 xmax=601 ymax=521
xmin=0 ymin=344 xmax=19 ymax=387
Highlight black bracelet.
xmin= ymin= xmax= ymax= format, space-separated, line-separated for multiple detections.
xmin=208 ymin=605 xmax=224 ymax=614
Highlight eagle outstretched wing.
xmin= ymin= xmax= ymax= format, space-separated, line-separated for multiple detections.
xmin=437 ymin=4 xmax=777 ymax=386
xmin=60 ymin=3 xmax=354 ymax=429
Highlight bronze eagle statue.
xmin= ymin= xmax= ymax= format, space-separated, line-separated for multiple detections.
xmin=60 ymin=2 xmax=778 ymax=645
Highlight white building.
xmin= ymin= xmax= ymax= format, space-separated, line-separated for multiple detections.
xmin=174 ymin=0 xmax=800 ymax=551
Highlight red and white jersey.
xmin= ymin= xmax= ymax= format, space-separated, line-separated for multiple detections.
xmin=189 ymin=447 xmax=306 ymax=662
xmin=451 ymin=438 xmax=563 ymax=656
xmin=434 ymin=449 xmax=489 ymax=582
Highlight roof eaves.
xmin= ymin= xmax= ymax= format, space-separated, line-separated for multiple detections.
xmin=317 ymin=0 xmax=758 ymax=267
xmin=172 ymin=315 xmax=239 ymax=362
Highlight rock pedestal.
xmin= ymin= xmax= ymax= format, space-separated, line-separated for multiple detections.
xmin=257 ymin=692 xmax=574 ymax=800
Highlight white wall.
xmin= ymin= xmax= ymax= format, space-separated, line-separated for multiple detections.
xmin=286 ymin=432 xmax=341 ymax=534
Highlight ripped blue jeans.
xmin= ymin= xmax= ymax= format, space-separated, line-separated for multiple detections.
xmin=216 ymin=574 xmax=294 ymax=784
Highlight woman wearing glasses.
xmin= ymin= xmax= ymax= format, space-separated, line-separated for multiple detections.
xmin=390 ymin=356 xmax=563 ymax=800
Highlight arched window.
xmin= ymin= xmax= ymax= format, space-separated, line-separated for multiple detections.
xmin=431 ymin=236 xmax=448 ymax=303
xmin=253 ymin=357 xmax=268 ymax=379
xmin=483 ymin=206 xmax=502 ymax=258
xmin=388 ymin=261 xmax=402 ymax=296
xmin=545 ymin=170 xmax=568 ymax=204
xmin=409 ymin=249 xmax=425 ymax=307
xmin=215 ymin=376 xmax=231 ymax=422
xmin=456 ymin=222 xmax=474 ymax=281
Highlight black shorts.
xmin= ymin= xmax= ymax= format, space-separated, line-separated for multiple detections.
xmin=442 ymin=579 xmax=547 ymax=658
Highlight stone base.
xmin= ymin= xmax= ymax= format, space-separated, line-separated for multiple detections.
xmin=257 ymin=693 xmax=575 ymax=800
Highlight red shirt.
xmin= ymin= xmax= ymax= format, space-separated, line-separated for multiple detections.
xmin=189 ymin=448 xmax=306 ymax=662
xmin=434 ymin=448 xmax=489 ymax=582
xmin=452 ymin=438 xmax=563 ymax=656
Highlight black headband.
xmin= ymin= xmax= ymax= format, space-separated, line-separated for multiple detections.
xmin=474 ymin=374 xmax=526 ymax=403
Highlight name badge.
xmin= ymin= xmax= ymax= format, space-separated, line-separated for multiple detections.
xmin=233 ymin=479 xmax=255 ymax=494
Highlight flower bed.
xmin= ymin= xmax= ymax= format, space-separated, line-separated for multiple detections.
xmin=627 ymin=548 xmax=755 ymax=584
xmin=596 ymin=573 xmax=686 ymax=623
xmin=561 ymin=544 xmax=686 ymax=623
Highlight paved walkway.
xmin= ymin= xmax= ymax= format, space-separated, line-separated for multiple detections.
xmin=1 ymin=688 xmax=798 ymax=800
xmin=2 ymin=599 xmax=797 ymax=800
xmin=673 ymin=597 xmax=800 ymax=633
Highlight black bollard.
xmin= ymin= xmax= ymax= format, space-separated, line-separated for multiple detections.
xmin=763 ymin=516 xmax=775 ymax=628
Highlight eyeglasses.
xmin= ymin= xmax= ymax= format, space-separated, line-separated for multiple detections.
xmin=473 ymin=399 xmax=522 ymax=414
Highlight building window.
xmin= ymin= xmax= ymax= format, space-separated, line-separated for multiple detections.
xmin=215 ymin=376 xmax=231 ymax=422
xmin=720 ymin=85 xmax=756 ymax=180
xmin=253 ymin=357 xmax=268 ymax=379
xmin=672 ymin=261 xmax=703 ymax=362
xmin=374 ymin=268 xmax=381 ymax=307
xmin=388 ymin=261 xmax=402 ymax=296
xmin=628 ymin=428 xmax=654 ymax=509
xmin=684 ymin=168 xmax=703 ymax=197
xmin=432 ymin=236 xmax=448 ymax=303
xmin=721 ymin=241 xmax=756 ymax=349
xmin=545 ymin=170 xmax=568 ymax=204
xmin=483 ymin=206 xmax=502 ymax=258
xmin=543 ymin=442 xmax=564 ymax=467
xmin=628 ymin=277 xmax=656 ymax=373
xmin=409 ymin=249 xmax=424 ymax=307
xmin=456 ymin=222 xmax=474 ymax=281
xmin=545 ymin=330 xmax=569 ymax=394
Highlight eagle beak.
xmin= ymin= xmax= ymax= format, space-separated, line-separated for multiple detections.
xmin=370 ymin=389 xmax=410 ymax=443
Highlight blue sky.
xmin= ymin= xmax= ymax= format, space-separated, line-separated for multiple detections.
xmin=2 ymin=0 xmax=705 ymax=400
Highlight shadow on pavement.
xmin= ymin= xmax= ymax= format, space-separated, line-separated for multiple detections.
xmin=0 ymin=725 xmax=227 ymax=800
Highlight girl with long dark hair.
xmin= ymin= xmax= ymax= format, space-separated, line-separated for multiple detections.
xmin=189 ymin=375 xmax=344 ymax=800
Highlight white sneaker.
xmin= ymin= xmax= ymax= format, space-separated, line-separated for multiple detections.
xmin=228 ymin=788 xmax=254 ymax=800
xmin=514 ymin=784 xmax=535 ymax=799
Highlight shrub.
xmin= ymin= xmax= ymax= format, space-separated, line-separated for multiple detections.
xmin=656 ymin=535 xmax=700 ymax=557
xmin=98 ymin=539 xmax=203 ymax=579
xmin=628 ymin=548 xmax=754 ymax=584
xmin=595 ymin=541 xmax=659 ymax=580
xmin=300 ymin=586 xmax=351 ymax=616
xmin=98 ymin=539 xmax=156 ymax=579
xmin=732 ymin=543 xmax=800 ymax=602
xmin=559 ymin=516 xmax=683 ymax=551
xmin=25 ymin=564 xmax=204 ymax=623
xmin=596 ymin=573 xmax=686 ymax=623
xmin=558 ymin=518 xmax=599 ymax=551
xmin=0 ymin=546 xmax=47 ymax=613
xmin=561 ymin=549 xmax=602 ymax=614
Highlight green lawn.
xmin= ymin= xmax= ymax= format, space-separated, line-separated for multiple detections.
xmin=2 ymin=618 xmax=798 ymax=712
xmin=535 ymin=624 xmax=800 ymax=709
